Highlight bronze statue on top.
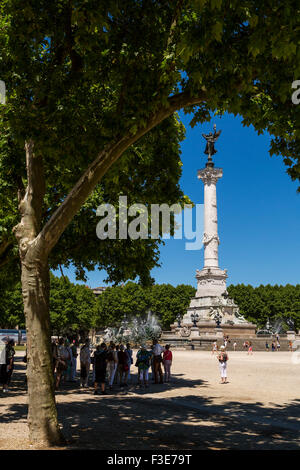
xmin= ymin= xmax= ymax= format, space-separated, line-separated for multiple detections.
xmin=202 ymin=124 xmax=222 ymax=166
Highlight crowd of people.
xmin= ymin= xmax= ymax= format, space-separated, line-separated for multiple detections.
xmin=50 ymin=337 xmax=173 ymax=394
xmin=0 ymin=332 xmax=295 ymax=394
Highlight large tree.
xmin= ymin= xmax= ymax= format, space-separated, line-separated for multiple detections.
xmin=0 ymin=0 xmax=299 ymax=445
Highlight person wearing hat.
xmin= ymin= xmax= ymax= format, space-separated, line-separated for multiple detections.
xmin=217 ymin=345 xmax=229 ymax=384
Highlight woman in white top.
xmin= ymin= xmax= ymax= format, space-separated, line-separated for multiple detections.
xmin=217 ymin=345 xmax=229 ymax=384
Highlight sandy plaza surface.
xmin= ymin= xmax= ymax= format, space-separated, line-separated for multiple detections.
xmin=0 ymin=350 xmax=299 ymax=450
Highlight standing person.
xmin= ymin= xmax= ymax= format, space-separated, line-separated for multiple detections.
xmin=70 ymin=340 xmax=78 ymax=382
xmin=55 ymin=337 xmax=69 ymax=390
xmin=114 ymin=345 xmax=120 ymax=384
xmin=80 ymin=339 xmax=91 ymax=388
xmin=152 ymin=339 xmax=164 ymax=384
xmin=51 ymin=339 xmax=58 ymax=374
xmin=93 ymin=343 xmax=108 ymax=395
xmin=217 ymin=345 xmax=229 ymax=384
xmin=289 ymin=340 xmax=293 ymax=352
xmin=64 ymin=339 xmax=73 ymax=382
xmin=1 ymin=339 xmax=15 ymax=392
xmin=125 ymin=343 xmax=133 ymax=383
xmin=0 ymin=339 xmax=7 ymax=392
xmin=163 ymin=345 xmax=173 ymax=383
xmin=107 ymin=343 xmax=118 ymax=390
xmin=271 ymin=341 xmax=276 ymax=352
xmin=135 ymin=345 xmax=152 ymax=388
xmin=247 ymin=342 xmax=253 ymax=355
xmin=117 ymin=345 xmax=129 ymax=387
xmin=5 ymin=339 xmax=15 ymax=389
xmin=265 ymin=341 xmax=269 ymax=351
xmin=233 ymin=341 xmax=237 ymax=351
xmin=276 ymin=340 xmax=281 ymax=351
xmin=212 ymin=341 xmax=218 ymax=355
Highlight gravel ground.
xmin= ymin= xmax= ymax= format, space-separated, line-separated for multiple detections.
xmin=0 ymin=350 xmax=299 ymax=450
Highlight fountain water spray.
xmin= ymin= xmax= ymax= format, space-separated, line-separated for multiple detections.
xmin=103 ymin=311 xmax=162 ymax=346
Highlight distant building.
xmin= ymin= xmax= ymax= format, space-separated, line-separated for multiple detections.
xmin=91 ymin=286 xmax=107 ymax=296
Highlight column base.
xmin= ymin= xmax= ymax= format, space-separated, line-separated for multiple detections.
xmin=195 ymin=266 xmax=228 ymax=298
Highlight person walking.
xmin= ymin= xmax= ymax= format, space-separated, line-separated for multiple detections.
xmin=217 ymin=345 xmax=229 ymax=384
xmin=93 ymin=343 xmax=108 ymax=395
xmin=80 ymin=339 xmax=91 ymax=388
xmin=265 ymin=341 xmax=269 ymax=351
xmin=212 ymin=341 xmax=218 ymax=355
xmin=247 ymin=342 xmax=253 ymax=355
xmin=163 ymin=345 xmax=173 ymax=383
xmin=152 ymin=339 xmax=164 ymax=384
xmin=135 ymin=345 xmax=152 ymax=388
xmin=233 ymin=341 xmax=237 ymax=351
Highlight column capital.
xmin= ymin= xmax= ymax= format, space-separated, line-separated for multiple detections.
xmin=197 ymin=167 xmax=223 ymax=184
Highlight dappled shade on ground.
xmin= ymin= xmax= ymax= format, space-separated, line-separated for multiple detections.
xmin=0 ymin=352 xmax=299 ymax=450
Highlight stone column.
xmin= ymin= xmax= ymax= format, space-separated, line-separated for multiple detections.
xmin=197 ymin=167 xmax=223 ymax=268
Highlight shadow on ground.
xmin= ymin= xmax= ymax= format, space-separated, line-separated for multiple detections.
xmin=1 ymin=358 xmax=299 ymax=450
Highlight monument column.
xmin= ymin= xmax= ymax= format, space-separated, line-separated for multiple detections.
xmin=198 ymin=167 xmax=223 ymax=268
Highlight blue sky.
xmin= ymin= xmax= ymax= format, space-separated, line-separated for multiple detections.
xmin=53 ymin=111 xmax=300 ymax=289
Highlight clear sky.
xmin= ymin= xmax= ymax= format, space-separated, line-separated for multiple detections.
xmin=53 ymin=111 xmax=300 ymax=289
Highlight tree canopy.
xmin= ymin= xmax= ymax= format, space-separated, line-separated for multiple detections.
xmin=1 ymin=0 xmax=299 ymax=283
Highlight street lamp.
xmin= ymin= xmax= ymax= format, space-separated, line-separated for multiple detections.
xmin=191 ymin=311 xmax=199 ymax=327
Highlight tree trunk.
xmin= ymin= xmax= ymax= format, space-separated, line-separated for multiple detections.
xmin=14 ymin=140 xmax=64 ymax=446
xmin=21 ymin=252 xmax=64 ymax=445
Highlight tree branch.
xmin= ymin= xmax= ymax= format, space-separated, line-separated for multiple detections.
xmin=39 ymin=89 xmax=207 ymax=253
